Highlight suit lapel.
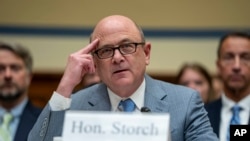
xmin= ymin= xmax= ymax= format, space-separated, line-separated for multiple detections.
xmin=248 ymin=114 xmax=250 ymax=124
xmin=144 ymin=75 xmax=169 ymax=113
xmin=86 ymin=84 xmax=111 ymax=111
xmin=205 ymin=98 xmax=222 ymax=136
xmin=144 ymin=75 xmax=175 ymax=133
xmin=84 ymin=75 xmax=170 ymax=113
xmin=14 ymin=101 xmax=42 ymax=141
xmin=213 ymin=100 xmax=222 ymax=136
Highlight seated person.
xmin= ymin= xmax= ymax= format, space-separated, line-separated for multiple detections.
xmin=28 ymin=15 xmax=218 ymax=141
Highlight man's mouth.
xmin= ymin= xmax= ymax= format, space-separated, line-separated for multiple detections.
xmin=113 ymin=69 xmax=127 ymax=74
xmin=0 ymin=82 xmax=14 ymax=89
xmin=230 ymin=75 xmax=243 ymax=81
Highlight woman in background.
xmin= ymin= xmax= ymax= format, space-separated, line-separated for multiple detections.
xmin=176 ymin=62 xmax=215 ymax=104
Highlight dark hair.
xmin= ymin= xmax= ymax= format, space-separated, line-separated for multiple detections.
xmin=176 ymin=62 xmax=212 ymax=88
xmin=0 ymin=41 xmax=33 ymax=73
xmin=176 ymin=62 xmax=213 ymax=103
xmin=217 ymin=31 xmax=250 ymax=58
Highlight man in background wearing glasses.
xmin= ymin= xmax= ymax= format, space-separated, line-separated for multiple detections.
xmin=28 ymin=15 xmax=218 ymax=141
xmin=205 ymin=32 xmax=250 ymax=141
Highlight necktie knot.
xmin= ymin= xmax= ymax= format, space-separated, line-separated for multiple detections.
xmin=119 ymin=98 xmax=136 ymax=112
xmin=231 ymin=105 xmax=241 ymax=115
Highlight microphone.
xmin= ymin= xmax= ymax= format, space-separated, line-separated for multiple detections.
xmin=141 ymin=107 xmax=151 ymax=112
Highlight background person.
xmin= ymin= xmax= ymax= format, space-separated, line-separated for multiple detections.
xmin=211 ymin=74 xmax=224 ymax=101
xmin=176 ymin=62 xmax=215 ymax=104
xmin=0 ymin=42 xmax=42 ymax=141
xmin=205 ymin=32 xmax=250 ymax=141
xmin=28 ymin=15 xmax=218 ymax=141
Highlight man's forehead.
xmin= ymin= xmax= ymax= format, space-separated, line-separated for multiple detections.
xmin=93 ymin=25 xmax=139 ymax=38
xmin=93 ymin=30 xmax=141 ymax=45
xmin=0 ymin=49 xmax=20 ymax=58
xmin=221 ymin=47 xmax=250 ymax=55
xmin=93 ymin=16 xmax=139 ymax=37
xmin=0 ymin=51 xmax=24 ymax=63
xmin=222 ymin=38 xmax=250 ymax=50
xmin=224 ymin=36 xmax=250 ymax=45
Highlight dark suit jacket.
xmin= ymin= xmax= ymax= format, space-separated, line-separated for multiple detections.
xmin=28 ymin=74 xmax=218 ymax=141
xmin=205 ymin=98 xmax=250 ymax=138
xmin=205 ymin=98 xmax=222 ymax=137
xmin=14 ymin=101 xmax=42 ymax=141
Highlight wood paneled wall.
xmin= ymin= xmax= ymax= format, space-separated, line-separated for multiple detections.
xmin=28 ymin=73 xmax=176 ymax=108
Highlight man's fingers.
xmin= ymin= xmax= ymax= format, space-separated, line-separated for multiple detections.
xmin=79 ymin=39 xmax=99 ymax=54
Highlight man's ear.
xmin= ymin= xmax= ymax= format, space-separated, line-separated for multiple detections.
xmin=26 ymin=72 xmax=33 ymax=86
xmin=144 ymin=42 xmax=151 ymax=65
xmin=216 ymin=59 xmax=221 ymax=75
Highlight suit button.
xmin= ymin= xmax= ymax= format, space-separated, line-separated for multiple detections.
xmin=40 ymin=118 xmax=48 ymax=136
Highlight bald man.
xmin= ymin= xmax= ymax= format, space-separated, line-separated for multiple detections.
xmin=28 ymin=15 xmax=218 ymax=141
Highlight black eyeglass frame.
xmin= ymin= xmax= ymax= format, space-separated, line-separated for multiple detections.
xmin=93 ymin=42 xmax=145 ymax=59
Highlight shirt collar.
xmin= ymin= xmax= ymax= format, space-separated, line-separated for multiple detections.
xmin=0 ymin=98 xmax=28 ymax=118
xmin=222 ymin=93 xmax=250 ymax=112
xmin=108 ymin=78 xmax=146 ymax=112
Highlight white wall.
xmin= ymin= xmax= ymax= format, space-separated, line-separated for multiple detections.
xmin=0 ymin=34 xmax=218 ymax=75
xmin=1 ymin=0 xmax=249 ymax=75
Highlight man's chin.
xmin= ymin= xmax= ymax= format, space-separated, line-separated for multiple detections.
xmin=114 ymin=78 xmax=132 ymax=85
xmin=0 ymin=91 xmax=22 ymax=102
xmin=228 ymin=85 xmax=246 ymax=92
xmin=229 ymin=82 xmax=244 ymax=87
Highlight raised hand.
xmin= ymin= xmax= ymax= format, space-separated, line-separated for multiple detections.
xmin=56 ymin=39 xmax=99 ymax=97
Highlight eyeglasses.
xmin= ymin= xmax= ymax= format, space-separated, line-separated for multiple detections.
xmin=93 ymin=42 xmax=145 ymax=59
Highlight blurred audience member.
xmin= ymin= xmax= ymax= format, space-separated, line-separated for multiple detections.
xmin=205 ymin=32 xmax=250 ymax=141
xmin=0 ymin=42 xmax=42 ymax=141
xmin=211 ymin=74 xmax=224 ymax=101
xmin=176 ymin=62 xmax=214 ymax=104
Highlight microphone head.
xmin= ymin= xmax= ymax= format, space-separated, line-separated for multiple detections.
xmin=141 ymin=107 xmax=151 ymax=112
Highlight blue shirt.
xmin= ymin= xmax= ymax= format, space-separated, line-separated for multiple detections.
xmin=0 ymin=98 xmax=28 ymax=138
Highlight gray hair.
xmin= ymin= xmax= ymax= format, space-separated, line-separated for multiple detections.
xmin=0 ymin=41 xmax=33 ymax=73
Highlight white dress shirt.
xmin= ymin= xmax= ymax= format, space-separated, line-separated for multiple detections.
xmin=108 ymin=78 xmax=145 ymax=112
xmin=219 ymin=94 xmax=250 ymax=141
xmin=49 ymin=78 xmax=146 ymax=112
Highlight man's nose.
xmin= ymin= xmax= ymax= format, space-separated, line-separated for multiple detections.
xmin=112 ymin=49 xmax=124 ymax=63
xmin=4 ymin=68 xmax=12 ymax=79
xmin=232 ymin=57 xmax=241 ymax=69
xmin=114 ymin=48 xmax=123 ymax=56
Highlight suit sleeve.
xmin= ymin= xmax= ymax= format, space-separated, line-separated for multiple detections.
xmin=184 ymin=91 xmax=219 ymax=141
xmin=28 ymin=104 xmax=66 ymax=141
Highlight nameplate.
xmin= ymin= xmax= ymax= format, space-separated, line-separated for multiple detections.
xmin=62 ymin=111 xmax=171 ymax=141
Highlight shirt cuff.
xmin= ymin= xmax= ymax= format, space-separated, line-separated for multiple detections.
xmin=49 ymin=91 xmax=72 ymax=111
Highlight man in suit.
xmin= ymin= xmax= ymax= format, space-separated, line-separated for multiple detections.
xmin=28 ymin=15 xmax=218 ymax=141
xmin=205 ymin=32 xmax=250 ymax=141
xmin=0 ymin=42 xmax=42 ymax=141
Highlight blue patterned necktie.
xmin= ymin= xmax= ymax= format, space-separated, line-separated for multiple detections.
xmin=119 ymin=98 xmax=136 ymax=112
xmin=230 ymin=105 xmax=241 ymax=124
xmin=0 ymin=112 xmax=13 ymax=141
xmin=227 ymin=105 xmax=241 ymax=141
